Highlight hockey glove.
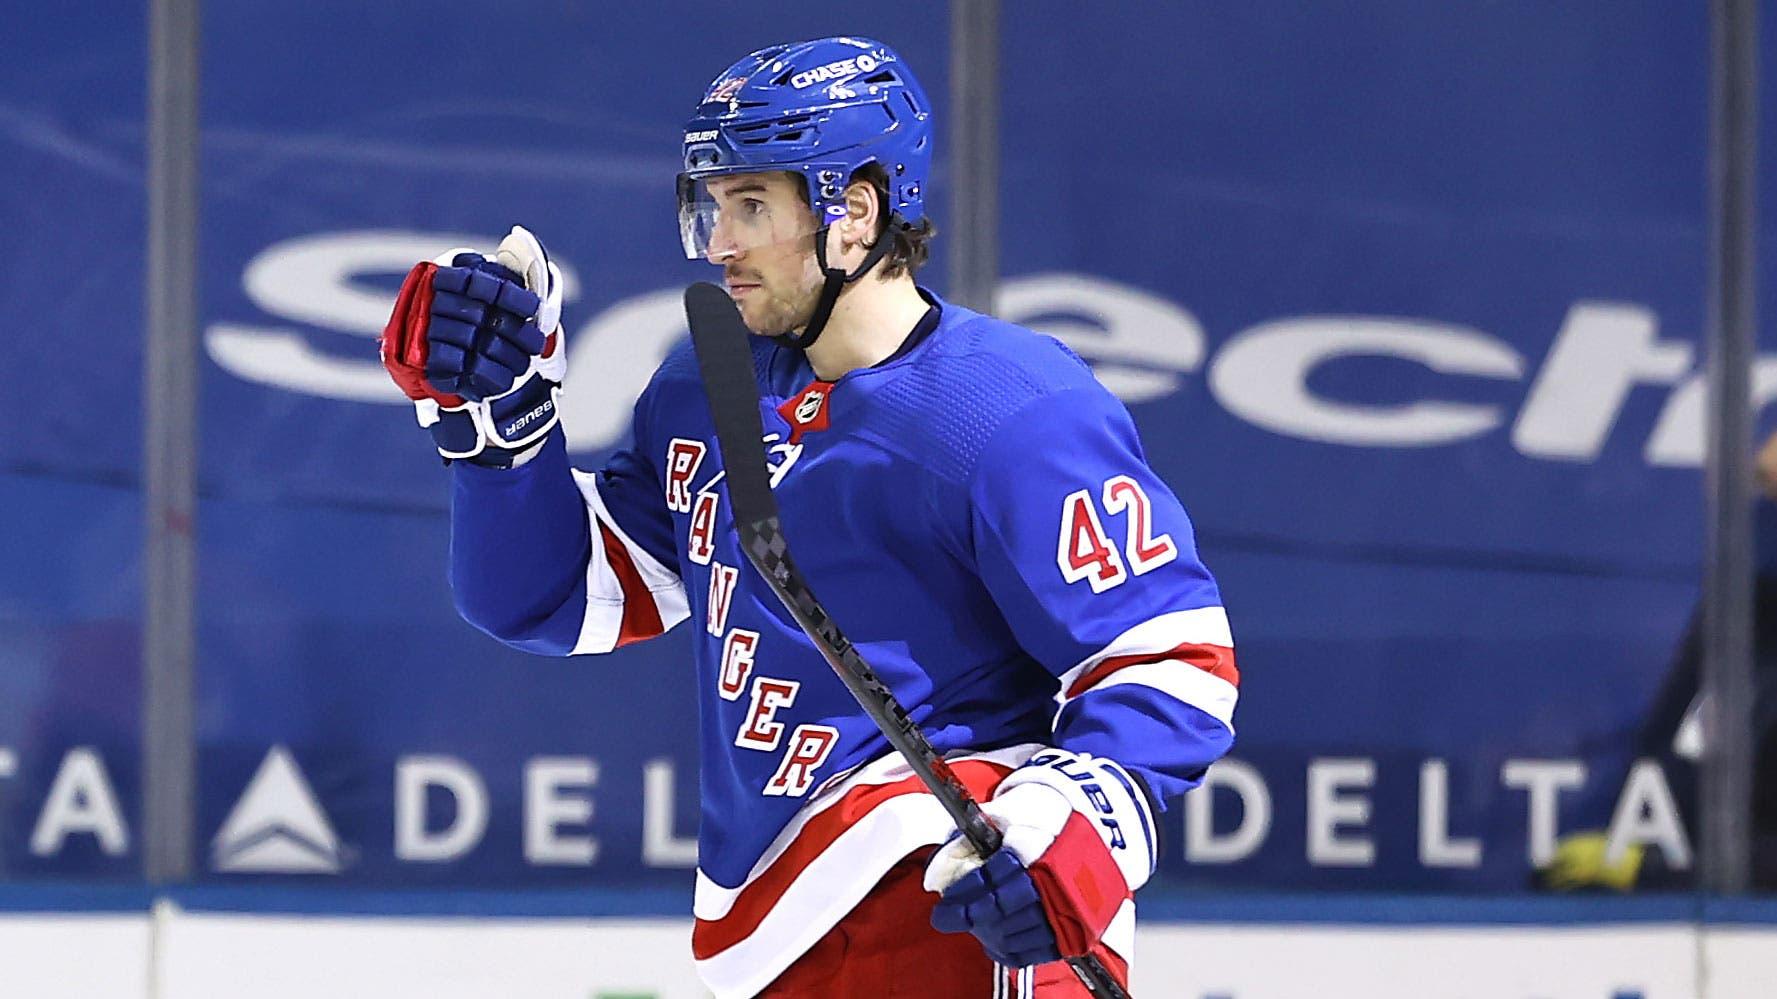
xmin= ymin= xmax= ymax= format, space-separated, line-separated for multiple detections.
xmin=924 ymin=750 xmax=1156 ymax=969
xmin=380 ymin=225 xmax=566 ymax=467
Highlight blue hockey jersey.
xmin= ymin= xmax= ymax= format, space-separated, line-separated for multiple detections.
xmin=448 ymin=293 xmax=1237 ymax=997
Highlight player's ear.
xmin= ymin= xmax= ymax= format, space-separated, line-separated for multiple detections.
xmin=841 ymin=179 xmax=879 ymax=249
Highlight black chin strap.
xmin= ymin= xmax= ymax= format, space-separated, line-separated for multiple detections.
xmin=782 ymin=213 xmax=903 ymax=351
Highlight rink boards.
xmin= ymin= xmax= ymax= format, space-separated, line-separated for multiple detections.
xmin=3 ymin=894 xmax=1773 ymax=999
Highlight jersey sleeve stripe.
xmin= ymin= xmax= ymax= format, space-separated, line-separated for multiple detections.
xmin=1074 ymin=659 xmax=1238 ymax=731
xmin=1059 ymin=606 xmax=1232 ymax=684
xmin=568 ymin=471 xmax=690 ymax=654
xmin=1056 ymin=607 xmax=1238 ymax=721
xmin=597 ymin=522 xmax=664 ymax=646
xmin=1064 ymin=640 xmax=1238 ymax=699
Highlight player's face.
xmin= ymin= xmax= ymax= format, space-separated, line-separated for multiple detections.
xmin=703 ymin=172 xmax=824 ymax=336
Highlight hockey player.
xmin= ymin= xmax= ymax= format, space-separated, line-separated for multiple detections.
xmin=379 ymin=37 xmax=1238 ymax=998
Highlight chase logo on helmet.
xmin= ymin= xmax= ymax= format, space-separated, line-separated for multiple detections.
xmin=789 ymin=52 xmax=882 ymax=89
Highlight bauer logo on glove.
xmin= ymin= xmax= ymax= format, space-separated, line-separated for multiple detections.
xmin=380 ymin=225 xmax=567 ymax=466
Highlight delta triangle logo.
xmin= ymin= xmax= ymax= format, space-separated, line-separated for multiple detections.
xmin=211 ymin=746 xmax=345 ymax=874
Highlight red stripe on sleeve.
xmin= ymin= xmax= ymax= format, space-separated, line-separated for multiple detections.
xmin=1065 ymin=641 xmax=1238 ymax=700
xmin=598 ymin=522 xmax=665 ymax=647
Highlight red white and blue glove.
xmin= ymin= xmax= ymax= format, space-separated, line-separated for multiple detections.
xmin=380 ymin=225 xmax=566 ymax=467
xmin=924 ymin=750 xmax=1157 ymax=969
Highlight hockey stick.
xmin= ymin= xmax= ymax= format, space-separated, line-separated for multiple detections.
xmin=683 ymin=282 xmax=1132 ymax=999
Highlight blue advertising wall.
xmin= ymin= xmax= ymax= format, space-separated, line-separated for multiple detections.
xmin=2 ymin=2 xmax=1768 ymax=896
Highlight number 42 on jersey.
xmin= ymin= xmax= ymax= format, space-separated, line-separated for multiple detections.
xmin=1058 ymin=475 xmax=1179 ymax=593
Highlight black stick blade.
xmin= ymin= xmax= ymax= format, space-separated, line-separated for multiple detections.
xmin=682 ymin=282 xmax=778 ymax=519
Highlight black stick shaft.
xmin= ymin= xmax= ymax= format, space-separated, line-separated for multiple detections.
xmin=749 ymin=528 xmax=1004 ymax=854
xmin=683 ymin=283 xmax=1130 ymax=999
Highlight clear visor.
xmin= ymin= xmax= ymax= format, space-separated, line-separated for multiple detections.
xmin=677 ymin=173 xmax=826 ymax=261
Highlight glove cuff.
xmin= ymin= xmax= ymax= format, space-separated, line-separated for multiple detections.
xmin=421 ymin=378 xmax=561 ymax=468
xmin=481 ymin=378 xmax=560 ymax=450
xmin=994 ymin=750 xmax=1157 ymax=892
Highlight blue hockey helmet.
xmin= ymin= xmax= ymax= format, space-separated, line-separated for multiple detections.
xmin=677 ymin=36 xmax=933 ymax=262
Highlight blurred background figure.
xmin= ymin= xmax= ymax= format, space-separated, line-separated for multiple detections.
xmin=1542 ymin=428 xmax=1777 ymax=892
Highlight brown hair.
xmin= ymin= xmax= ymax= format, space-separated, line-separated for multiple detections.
xmin=850 ymin=162 xmax=936 ymax=279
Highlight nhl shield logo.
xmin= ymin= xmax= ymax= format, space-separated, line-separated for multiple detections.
xmin=776 ymin=381 xmax=834 ymax=444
